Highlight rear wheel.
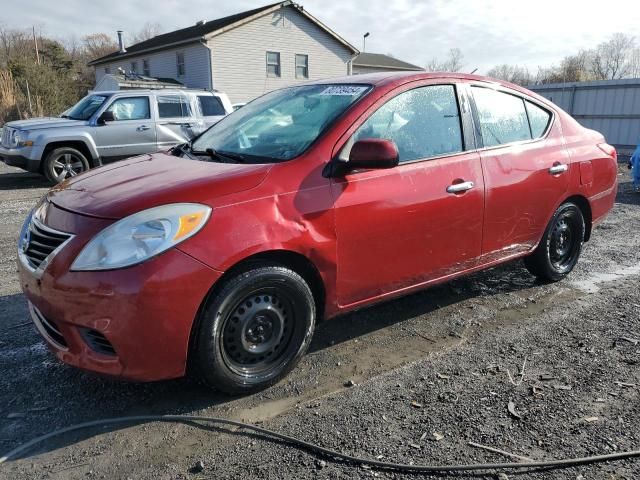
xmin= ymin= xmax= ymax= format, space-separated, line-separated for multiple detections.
xmin=524 ymin=202 xmax=585 ymax=281
xmin=194 ymin=266 xmax=316 ymax=394
xmin=43 ymin=147 xmax=90 ymax=184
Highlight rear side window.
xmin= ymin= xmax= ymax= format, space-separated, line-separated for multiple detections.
xmin=106 ymin=97 xmax=150 ymax=121
xmin=472 ymin=87 xmax=531 ymax=147
xmin=198 ymin=96 xmax=226 ymax=116
xmin=157 ymin=95 xmax=192 ymax=118
xmin=348 ymin=84 xmax=463 ymax=163
xmin=525 ymin=101 xmax=552 ymax=138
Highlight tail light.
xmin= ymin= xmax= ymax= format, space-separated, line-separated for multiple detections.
xmin=597 ymin=143 xmax=617 ymax=161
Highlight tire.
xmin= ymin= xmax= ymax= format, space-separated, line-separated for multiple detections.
xmin=524 ymin=202 xmax=585 ymax=282
xmin=43 ymin=147 xmax=90 ymax=184
xmin=194 ymin=266 xmax=316 ymax=394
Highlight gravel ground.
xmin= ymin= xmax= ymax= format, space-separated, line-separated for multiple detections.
xmin=0 ymin=161 xmax=639 ymax=480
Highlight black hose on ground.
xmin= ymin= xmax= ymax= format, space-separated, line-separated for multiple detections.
xmin=1 ymin=414 xmax=639 ymax=474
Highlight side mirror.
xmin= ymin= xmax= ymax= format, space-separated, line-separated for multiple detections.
xmin=323 ymin=138 xmax=399 ymax=178
xmin=349 ymin=138 xmax=399 ymax=170
xmin=97 ymin=110 xmax=115 ymax=124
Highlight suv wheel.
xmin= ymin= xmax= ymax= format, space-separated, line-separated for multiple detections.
xmin=193 ymin=266 xmax=316 ymax=394
xmin=43 ymin=147 xmax=90 ymax=184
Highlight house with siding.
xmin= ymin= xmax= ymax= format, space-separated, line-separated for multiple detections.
xmin=88 ymin=1 xmax=359 ymax=103
xmin=352 ymin=52 xmax=424 ymax=75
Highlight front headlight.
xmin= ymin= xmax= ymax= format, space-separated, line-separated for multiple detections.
xmin=71 ymin=203 xmax=211 ymax=271
xmin=11 ymin=130 xmax=32 ymax=148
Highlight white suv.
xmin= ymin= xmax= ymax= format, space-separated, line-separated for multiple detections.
xmin=0 ymin=89 xmax=233 ymax=183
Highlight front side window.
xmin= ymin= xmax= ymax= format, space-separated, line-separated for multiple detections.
xmin=66 ymin=94 xmax=108 ymax=120
xmin=198 ymin=95 xmax=226 ymax=116
xmin=157 ymin=95 xmax=192 ymax=118
xmin=266 ymin=51 xmax=281 ymax=77
xmin=106 ymin=97 xmax=150 ymax=121
xmin=142 ymin=59 xmax=150 ymax=76
xmin=176 ymin=52 xmax=185 ymax=76
xmin=192 ymin=84 xmax=370 ymax=162
xmin=295 ymin=54 xmax=309 ymax=79
xmin=344 ymin=84 xmax=463 ymax=163
xmin=130 ymin=61 xmax=138 ymax=74
xmin=472 ymin=87 xmax=531 ymax=147
xmin=525 ymin=101 xmax=552 ymax=138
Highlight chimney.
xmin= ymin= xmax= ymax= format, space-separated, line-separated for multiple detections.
xmin=117 ymin=30 xmax=126 ymax=53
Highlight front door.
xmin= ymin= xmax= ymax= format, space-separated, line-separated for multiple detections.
xmin=469 ymin=85 xmax=570 ymax=261
xmin=94 ymin=96 xmax=157 ymax=161
xmin=331 ymin=82 xmax=485 ymax=307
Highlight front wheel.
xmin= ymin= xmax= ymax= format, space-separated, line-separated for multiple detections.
xmin=524 ymin=202 xmax=585 ymax=282
xmin=193 ymin=266 xmax=316 ymax=394
xmin=43 ymin=147 xmax=90 ymax=184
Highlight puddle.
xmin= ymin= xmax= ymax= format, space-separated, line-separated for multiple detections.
xmin=571 ymin=262 xmax=640 ymax=293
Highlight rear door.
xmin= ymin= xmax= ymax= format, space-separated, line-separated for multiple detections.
xmin=155 ymin=93 xmax=200 ymax=147
xmin=331 ymin=81 xmax=485 ymax=307
xmin=93 ymin=95 xmax=157 ymax=161
xmin=468 ymin=85 xmax=569 ymax=261
xmin=197 ymin=94 xmax=228 ymax=130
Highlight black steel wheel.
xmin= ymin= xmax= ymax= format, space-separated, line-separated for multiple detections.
xmin=524 ymin=202 xmax=585 ymax=281
xmin=194 ymin=266 xmax=315 ymax=394
xmin=43 ymin=147 xmax=90 ymax=184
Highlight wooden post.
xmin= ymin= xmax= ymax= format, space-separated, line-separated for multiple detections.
xmin=33 ymin=26 xmax=40 ymax=65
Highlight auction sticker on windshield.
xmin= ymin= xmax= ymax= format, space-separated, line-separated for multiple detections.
xmin=320 ymin=85 xmax=369 ymax=96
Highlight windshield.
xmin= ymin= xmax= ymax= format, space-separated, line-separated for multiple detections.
xmin=65 ymin=94 xmax=109 ymax=120
xmin=191 ymin=84 xmax=371 ymax=162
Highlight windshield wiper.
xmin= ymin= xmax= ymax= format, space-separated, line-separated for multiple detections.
xmin=190 ymin=147 xmax=245 ymax=163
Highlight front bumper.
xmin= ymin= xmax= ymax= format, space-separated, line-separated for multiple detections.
xmin=0 ymin=145 xmax=42 ymax=172
xmin=18 ymin=204 xmax=223 ymax=381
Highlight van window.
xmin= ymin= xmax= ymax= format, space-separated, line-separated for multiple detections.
xmin=346 ymin=84 xmax=464 ymax=163
xmin=198 ymin=96 xmax=226 ymax=116
xmin=157 ymin=95 xmax=192 ymax=118
xmin=471 ymin=87 xmax=531 ymax=147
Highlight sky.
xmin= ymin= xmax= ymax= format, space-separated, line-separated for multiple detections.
xmin=3 ymin=0 xmax=639 ymax=74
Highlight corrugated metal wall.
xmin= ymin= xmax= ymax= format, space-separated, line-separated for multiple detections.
xmin=530 ymin=79 xmax=640 ymax=152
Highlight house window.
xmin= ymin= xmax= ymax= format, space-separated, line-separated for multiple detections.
xmin=295 ymin=54 xmax=308 ymax=79
xmin=104 ymin=66 xmax=110 ymax=74
xmin=266 ymin=51 xmax=281 ymax=78
xmin=130 ymin=61 xmax=138 ymax=74
xmin=176 ymin=52 xmax=185 ymax=76
xmin=142 ymin=59 xmax=150 ymax=76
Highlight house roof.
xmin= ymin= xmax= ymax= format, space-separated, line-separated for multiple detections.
xmin=353 ymin=52 xmax=423 ymax=71
xmin=89 ymin=1 xmax=358 ymax=66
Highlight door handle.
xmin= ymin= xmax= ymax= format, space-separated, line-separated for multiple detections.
xmin=137 ymin=125 xmax=151 ymax=131
xmin=446 ymin=181 xmax=474 ymax=194
xmin=549 ymin=163 xmax=568 ymax=175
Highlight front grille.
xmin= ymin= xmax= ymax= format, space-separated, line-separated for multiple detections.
xmin=29 ymin=303 xmax=68 ymax=348
xmin=23 ymin=218 xmax=72 ymax=270
xmin=82 ymin=329 xmax=116 ymax=356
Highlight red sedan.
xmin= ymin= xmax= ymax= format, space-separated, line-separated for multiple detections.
xmin=17 ymin=73 xmax=617 ymax=393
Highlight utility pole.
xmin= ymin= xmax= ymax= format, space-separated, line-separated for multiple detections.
xmin=33 ymin=26 xmax=40 ymax=65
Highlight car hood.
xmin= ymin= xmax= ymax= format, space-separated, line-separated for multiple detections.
xmin=47 ymin=152 xmax=272 ymax=219
xmin=7 ymin=117 xmax=88 ymax=130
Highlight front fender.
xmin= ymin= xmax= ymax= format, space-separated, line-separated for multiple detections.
xmin=33 ymin=130 xmax=99 ymax=160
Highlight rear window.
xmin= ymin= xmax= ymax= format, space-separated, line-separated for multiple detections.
xmin=525 ymin=101 xmax=552 ymax=138
xmin=472 ymin=86 xmax=531 ymax=147
xmin=157 ymin=95 xmax=192 ymax=118
xmin=198 ymin=96 xmax=226 ymax=116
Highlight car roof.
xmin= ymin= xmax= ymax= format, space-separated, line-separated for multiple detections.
xmin=94 ymin=89 xmax=221 ymax=96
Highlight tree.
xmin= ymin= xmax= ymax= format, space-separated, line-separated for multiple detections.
xmin=590 ymin=33 xmax=635 ymax=80
xmin=133 ymin=22 xmax=163 ymax=43
xmin=82 ymin=33 xmax=117 ymax=62
xmin=486 ymin=64 xmax=532 ymax=86
xmin=425 ymin=48 xmax=464 ymax=72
